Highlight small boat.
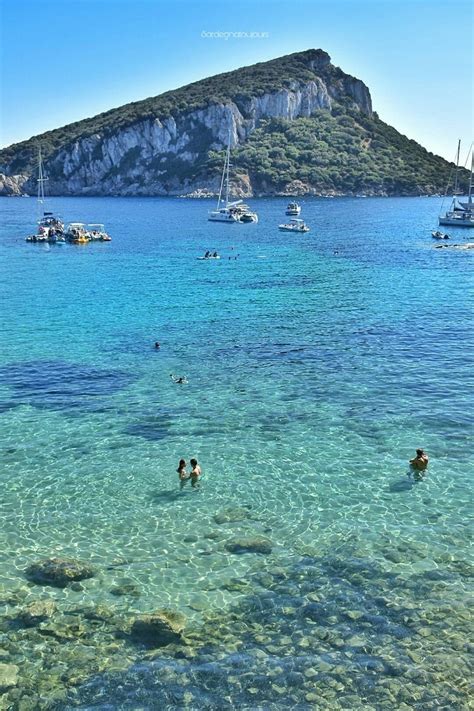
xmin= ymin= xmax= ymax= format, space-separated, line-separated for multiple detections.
xmin=285 ymin=201 xmax=301 ymax=216
xmin=87 ymin=223 xmax=111 ymax=241
xmin=236 ymin=204 xmax=258 ymax=223
xmin=66 ymin=223 xmax=90 ymax=244
xmin=431 ymin=230 xmax=450 ymax=240
xmin=197 ymin=251 xmax=220 ymax=260
xmin=278 ymin=218 xmax=310 ymax=233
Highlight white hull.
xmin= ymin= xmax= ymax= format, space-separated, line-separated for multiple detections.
xmin=278 ymin=225 xmax=310 ymax=233
xmin=439 ymin=215 xmax=474 ymax=227
xmin=208 ymin=212 xmax=238 ymax=223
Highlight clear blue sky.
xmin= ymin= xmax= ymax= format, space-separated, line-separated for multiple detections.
xmin=0 ymin=0 xmax=472 ymax=162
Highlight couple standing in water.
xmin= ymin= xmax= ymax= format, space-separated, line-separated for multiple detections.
xmin=177 ymin=458 xmax=201 ymax=489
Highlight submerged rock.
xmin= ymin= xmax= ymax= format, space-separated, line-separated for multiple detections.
xmin=131 ymin=609 xmax=186 ymax=647
xmin=214 ymin=507 xmax=252 ymax=525
xmin=0 ymin=663 xmax=19 ymax=691
xmin=225 ymin=536 xmax=273 ymax=555
xmin=25 ymin=558 xmax=96 ymax=588
xmin=38 ymin=618 xmax=87 ymax=640
xmin=18 ymin=600 xmax=57 ymax=627
xmin=110 ymin=582 xmax=141 ymax=598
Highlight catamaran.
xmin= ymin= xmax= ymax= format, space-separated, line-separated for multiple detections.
xmin=208 ymin=132 xmax=258 ymax=223
xmin=439 ymin=141 xmax=474 ymax=228
xmin=26 ymin=147 xmax=65 ymax=243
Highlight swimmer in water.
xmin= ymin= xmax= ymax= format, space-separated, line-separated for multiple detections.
xmin=189 ymin=458 xmax=201 ymax=488
xmin=177 ymin=458 xmax=189 ymax=489
xmin=170 ymin=374 xmax=188 ymax=384
xmin=409 ymin=449 xmax=429 ymax=480
xmin=154 ymin=342 xmax=160 ymax=349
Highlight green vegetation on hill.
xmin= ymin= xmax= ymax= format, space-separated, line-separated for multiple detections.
xmin=216 ymin=106 xmax=465 ymax=195
xmin=0 ymin=50 xmax=333 ymax=174
xmin=0 ymin=48 xmax=466 ymax=196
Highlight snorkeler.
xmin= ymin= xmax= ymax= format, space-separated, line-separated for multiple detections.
xmin=170 ymin=374 xmax=188 ymax=384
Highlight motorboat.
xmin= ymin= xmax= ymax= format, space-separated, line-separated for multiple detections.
xmin=278 ymin=218 xmax=310 ymax=233
xmin=66 ymin=223 xmax=90 ymax=244
xmin=236 ymin=204 xmax=258 ymax=223
xmin=285 ymin=201 xmax=301 ymax=216
xmin=87 ymin=223 xmax=111 ymax=241
xmin=431 ymin=230 xmax=450 ymax=240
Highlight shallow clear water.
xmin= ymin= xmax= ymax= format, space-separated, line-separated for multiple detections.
xmin=0 ymin=196 xmax=472 ymax=709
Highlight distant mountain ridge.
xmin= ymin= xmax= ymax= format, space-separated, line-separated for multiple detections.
xmin=0 ymin=49 xmax=466 ymax=197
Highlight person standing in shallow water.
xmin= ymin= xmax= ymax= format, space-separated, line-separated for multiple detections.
xmin=410 ymin=449 xmax=429 ymax=479
xmin=189 ymin=458 xmax=201 ymax=488
xmin=177 ymin=459 xmax=189 ymax=489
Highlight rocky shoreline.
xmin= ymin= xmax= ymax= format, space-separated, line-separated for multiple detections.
xmin=0 ymin=180 xmax=445 ymax=199
xmin=1 ymin=511 xmax=471 ymax=710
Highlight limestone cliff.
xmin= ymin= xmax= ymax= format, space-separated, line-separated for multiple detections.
xmin=0 ymin=49 xmax=459 ymax=197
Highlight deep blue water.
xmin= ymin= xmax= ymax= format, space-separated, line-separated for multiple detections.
xmin=0 ymin=196 xmax=472 ymax=709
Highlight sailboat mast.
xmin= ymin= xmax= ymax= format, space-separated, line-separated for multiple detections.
xmin=36 ymin=146 xmax=45 ymax=223
xmin=468 ymin=153 xmax=474 ymax=203
xmin=454 ymin=139 xmax=461 ymax=194
xmin=216 ymin=153 xmax=226 ymax=210
xmin=225 ymin=130 xmax=231 ymax=207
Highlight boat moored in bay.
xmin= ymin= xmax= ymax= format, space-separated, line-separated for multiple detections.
xmin=25 ymin=148 xmax=65 ymax=243
xmin=285 ymin=201 xmax=301 ymax=216
xmin=439 ymin=142 xmax=474 ymax=228
xmin=208 ymin=131 xmax=258 ymax=224
xmin=278 ymin=218 xmax=310 ymax=233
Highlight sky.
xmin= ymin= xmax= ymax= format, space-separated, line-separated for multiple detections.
xmin=0 ymin=0 xmax=472 ymax=163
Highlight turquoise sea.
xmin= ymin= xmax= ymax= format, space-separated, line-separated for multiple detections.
xmin=0 ymin=196 xmax=472 ymax=709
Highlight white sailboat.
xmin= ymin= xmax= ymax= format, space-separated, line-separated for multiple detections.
xmin=439 ymin=141 xmax=474 ymax=228
xmin=26 ymin=147 xmax=65 ymax=242
xmin=208 ymin=132 xmax=258 ymax=223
